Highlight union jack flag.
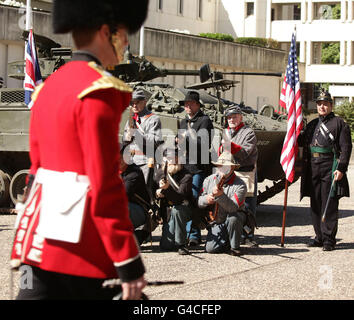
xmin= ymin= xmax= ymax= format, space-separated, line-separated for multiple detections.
xmin=279 ymin=31 xmax=303 ymax=183
xmin=24 ymin=29 xmax=42 ymax=109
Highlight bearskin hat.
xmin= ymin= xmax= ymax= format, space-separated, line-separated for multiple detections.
xmin=52 ymin=0 xmax=149 ymax=34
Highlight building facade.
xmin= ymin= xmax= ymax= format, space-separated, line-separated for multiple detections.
xmin=145 ymin=0 xmax=354 ymax=108
xmin=1 ymin=0 xmax=352 ymax=107
xmin=223 ymin=0 xmax=354 ymax=107
xmin=0 ymin=2 xmax=286 ymax=111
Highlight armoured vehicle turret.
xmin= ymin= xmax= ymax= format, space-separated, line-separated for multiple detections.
xmin=0 ymin=32 xmax=299 ymax=210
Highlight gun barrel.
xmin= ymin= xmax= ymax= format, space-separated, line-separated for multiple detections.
xmin=223 ymin=71 xmax=282 ymax=77
xmin=161 ymin=69 xmax=200 ymax=77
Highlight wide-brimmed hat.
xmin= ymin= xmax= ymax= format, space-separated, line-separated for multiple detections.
xmin=179 ymin=91 xmax=202 ymax=106
xmin=211 ymin=152 xmax=240 ymax=168
xmin=315 ymin=90 xmax=333 ymax=104
xmin=52 ymin=0 xmax=149 ymax=34
xmin=225 ymin=105 xmax=242 ymax=117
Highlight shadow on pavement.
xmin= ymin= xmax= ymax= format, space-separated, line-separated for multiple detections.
xmin=256 ymin=234 xmax=312 ymax=246
xmin=335 ymin=241 xmax=354 ymax=250
xmin=0 ymin=225 xmax=12 ymax=232
xmin=256 ymin=205 xmax=354 ymax=228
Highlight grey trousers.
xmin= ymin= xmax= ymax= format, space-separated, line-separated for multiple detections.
xmin=160 ymin=204 xmax=193 ymax=250
xmin=205 ymin=211 xmax=246 ymax=253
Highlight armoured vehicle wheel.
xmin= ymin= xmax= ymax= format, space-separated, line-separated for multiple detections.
xmin=0 ymin=170 xmax=11 ymax=207
xmin=9 ymin=170 xmax=29 ymax=205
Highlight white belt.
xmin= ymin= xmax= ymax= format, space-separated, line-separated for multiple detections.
xmin=36 ymin=168 xmax=90 ymax=185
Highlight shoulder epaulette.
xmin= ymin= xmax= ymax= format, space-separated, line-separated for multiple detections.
xmin=78 ymin=61 xmax=132 ymax=99
xmin=31 ymin=82 xmax=45 ymax=103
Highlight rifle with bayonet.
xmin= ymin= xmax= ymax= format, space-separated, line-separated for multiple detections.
xmin=154 ymin=160 xmax=169 ymax=223
xmin=208 ymin=173 xmax=226 ymax=223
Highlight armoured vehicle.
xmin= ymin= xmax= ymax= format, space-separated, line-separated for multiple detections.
xmin=0 ymin=32 xmax=298 ymax=210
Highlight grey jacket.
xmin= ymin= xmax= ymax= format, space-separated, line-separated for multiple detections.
xmin=123 ymin=108 xmax=162 ymax=165
xmin=225 ymin=124 xmax=258 ymax=170
xmin=198 ymin=173 xmax=247 ymax=224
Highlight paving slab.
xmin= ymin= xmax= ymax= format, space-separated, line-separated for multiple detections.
xmin=0 ymin=159 xmax=353 ymax=300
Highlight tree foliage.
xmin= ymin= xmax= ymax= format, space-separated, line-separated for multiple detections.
xmin=198 ymin=34 xmax=280 ymax=50
xmin=235 ymin=37 xmax=280 ymax=49
xmin=334 ymin=100 xmax=354 ymax=140
xmin=199 ymin=33 xmax=234 ymax=42
xmin=321 ymin=42 xmax=340 ymax=64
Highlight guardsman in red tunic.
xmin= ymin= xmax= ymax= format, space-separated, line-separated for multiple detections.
xmin=10 ymin=0 xmax=149 ymax=300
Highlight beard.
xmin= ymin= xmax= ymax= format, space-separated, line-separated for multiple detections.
xmin=167 ymin=163 xmax=183 ymax=175
xmin=216 ymin=166 xmax=235 ymax=178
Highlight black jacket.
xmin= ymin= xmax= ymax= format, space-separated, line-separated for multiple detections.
xmin=300 ymin=112 xmax=352 ymax=199
xmin=179 ymin=110 xmax=214 ymax=175
xmin=154 ymin=166 xmax=193 ymax=206
xmin=121 ymin=163 xmax=150 ymax=205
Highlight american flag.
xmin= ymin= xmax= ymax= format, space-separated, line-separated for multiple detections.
xmin=279 ymin=32 xmax=303 ymax=183
xmin=24 ymin=29 xmax=42 ymax=109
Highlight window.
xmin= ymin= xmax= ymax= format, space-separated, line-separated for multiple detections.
xmin=314 ymin=3 xmax=341 ymax=20
xmin=198 ymin=0 xmax=203 ymax=19
xmin=293 ymin=4 xmax=301 ymax=20
xmin=246 ymin=2 xmax=254 ymax=17
xmin=313 ymin=42 xmax=340 ymax=64
xmin=158 ymin=0 xmax=163 ymax=11
xmin=272 ymin=4 xmax=301 ymax=21
xmin=178 ymin=0 xmax=184 ymax=15
xmin=334 ymin=97 xmax=347 ymax=107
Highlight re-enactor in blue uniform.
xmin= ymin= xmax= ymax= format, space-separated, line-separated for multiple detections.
xmin=300 ymin=90 xmax=352 ymax=251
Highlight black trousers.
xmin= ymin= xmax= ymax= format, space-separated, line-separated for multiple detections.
xmin=310 ymin=157 xmax=339 ymax=246
xmin=16 ymin=265 xmax=120 ymax=300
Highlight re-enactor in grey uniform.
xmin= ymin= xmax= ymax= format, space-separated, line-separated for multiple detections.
xmin=198 ymin=152 xmax=247 ymax=256
xmin=122 ymin=89 xmax=162 ymax=182
xmin=220 ymin=105 xmax=258 ymax=243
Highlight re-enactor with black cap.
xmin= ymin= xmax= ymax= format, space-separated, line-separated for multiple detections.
xmin=300 ymin=89 xmax=352 ymax=251
xmin=122 ymin=88 xmax=162 ymax=183
xmin=10 ymin=0 xmax=149 ymax=300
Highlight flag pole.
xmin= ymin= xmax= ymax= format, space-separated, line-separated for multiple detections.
xmin=280 ymin=179 xmax=289 ymax=247
xmin=26 ymin=0 xmax=32 ymax=31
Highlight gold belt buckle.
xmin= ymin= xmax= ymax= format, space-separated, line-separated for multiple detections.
xmin=312 ymin=152 xmax=320 ymax=158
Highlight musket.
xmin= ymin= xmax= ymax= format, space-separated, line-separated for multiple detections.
xmin=102 ymin=279 xmax=184 ymax=300
xmin=128 ymin=106 xmax=134 ymax=129
xmin=208 ymin=174 xmax=226 ymax=222
xmin=162 ymin=159 xmax=168 ymax=183
xmin=155 ymin=160 xmax=169 ymax=223
xmin=321 ymin=160 xmax=340 ymax=223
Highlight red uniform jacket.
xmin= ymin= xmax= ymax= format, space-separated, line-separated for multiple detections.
xmin=11 ymin=61 xmax=145 ymax=281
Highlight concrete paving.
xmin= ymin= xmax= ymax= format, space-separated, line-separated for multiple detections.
xmin=0 ymin=157 xmax=353 ymax=300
